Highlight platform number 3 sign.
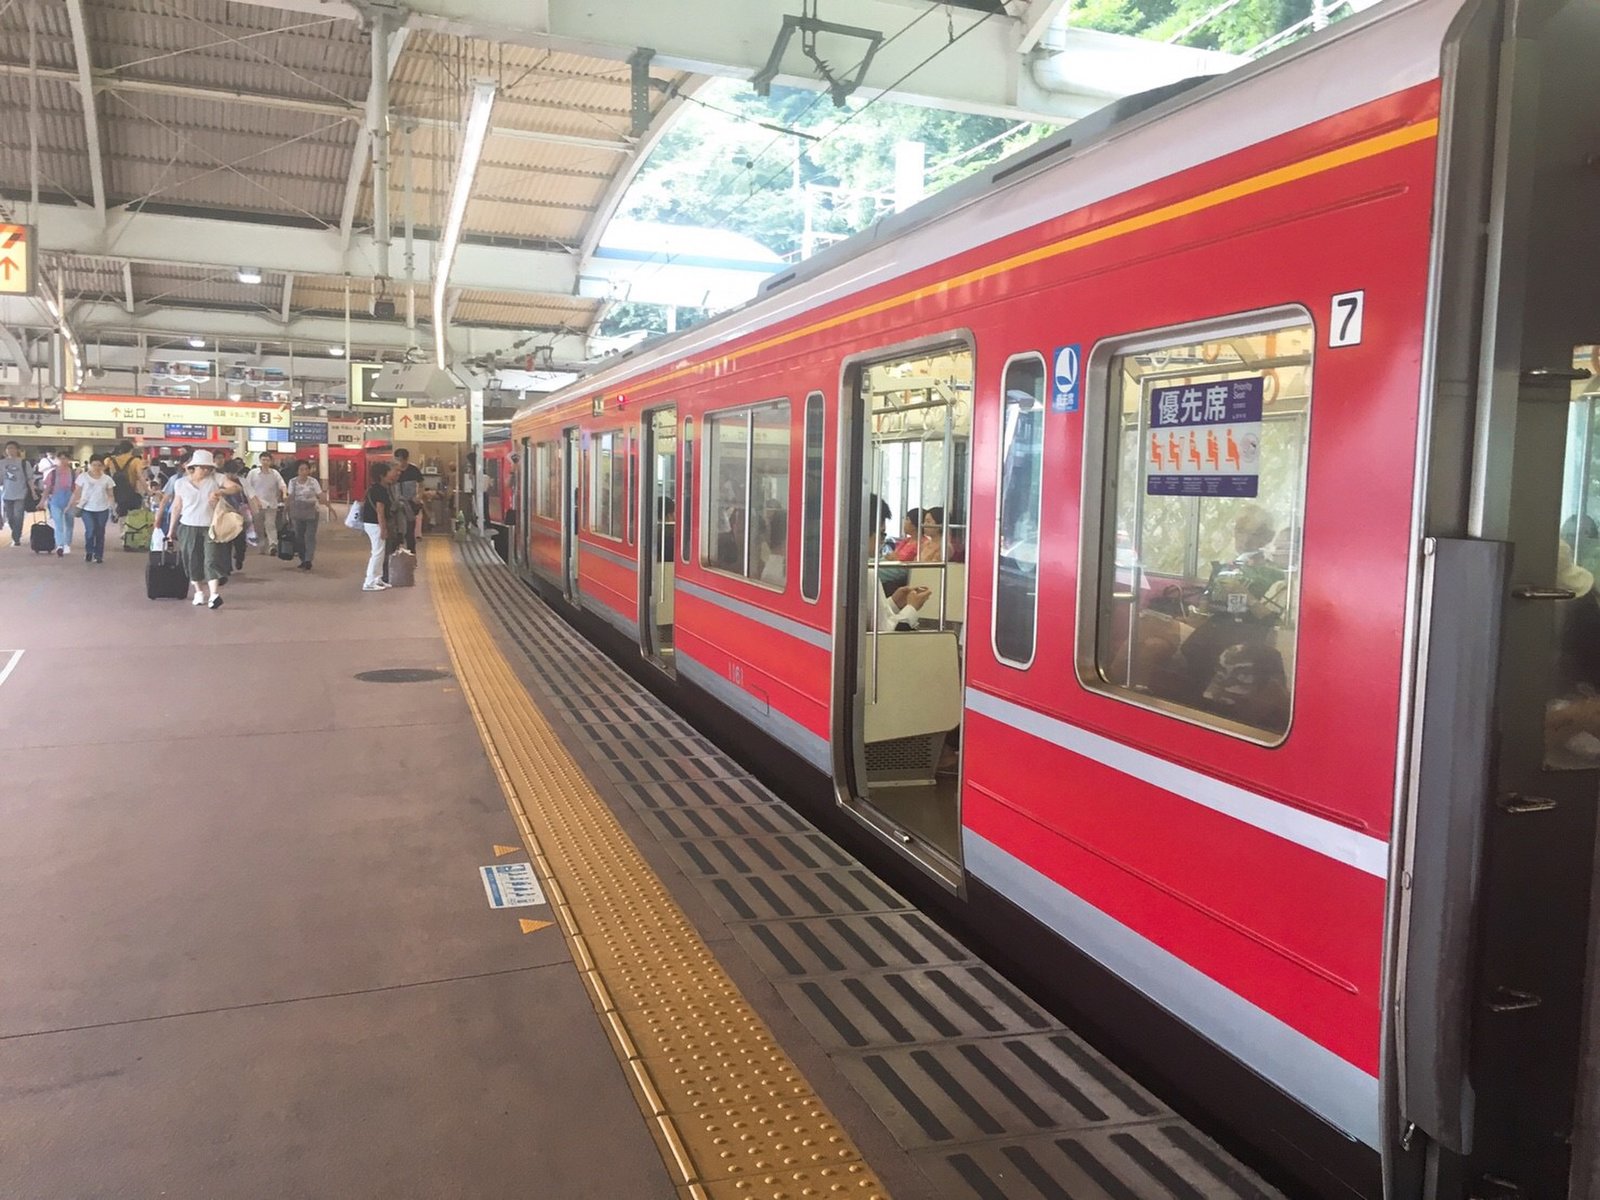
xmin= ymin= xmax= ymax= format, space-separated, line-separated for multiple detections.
xmin=1329 ymin=290 xmax=1365 ymax=348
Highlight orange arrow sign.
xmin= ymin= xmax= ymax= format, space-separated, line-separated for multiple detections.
xmin=518 ymin=919 xmax=553 ymax=935
xmin=492 ymin=843 xmax=521 ymax=857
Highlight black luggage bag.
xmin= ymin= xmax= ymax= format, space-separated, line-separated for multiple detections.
xmin=277 ymin=524 xmax=297 ymax=561
xmin=30 ymin=522 xmax=55 ymax=553
xmin=146 ymin=549 xmax=188 ymax=599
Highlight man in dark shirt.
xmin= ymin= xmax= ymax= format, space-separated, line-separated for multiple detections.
xmin=393 ymin=448 xmax=424 ymax=551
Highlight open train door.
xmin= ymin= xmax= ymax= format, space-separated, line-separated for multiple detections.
xmin=1392 ymin=1 xmax=1600 ymax=1196
xmin=639 ymin=406 xmax=677 ymax=671
xmin=562 ymin=425 xmax=580 ymax=601
xmin=834 ymin=338 xmax=973 ymax=881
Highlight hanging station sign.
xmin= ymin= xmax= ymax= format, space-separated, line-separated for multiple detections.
xmin=394 ymin=407 xmax=466 ymax=441
xmin=62 ymin=393 xmax=292 ymax=429
xmin=0 ymin=421 xmax=116 ymax=440
xmin=0 ymin=224 xmax=35 ymax=296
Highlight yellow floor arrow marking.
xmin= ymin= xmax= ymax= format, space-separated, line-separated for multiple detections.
xmin=493 ymin=844 xmax=522 ymax=857
xmin=519 ymin=918 xmax=553 ymax=934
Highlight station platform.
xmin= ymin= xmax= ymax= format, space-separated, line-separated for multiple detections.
xmin=0 ymin=519 xmax=1282 ymax=1200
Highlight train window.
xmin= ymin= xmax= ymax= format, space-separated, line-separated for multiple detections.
xmin=682 ymin=417 xmax=694 ymax=563
xmin=588 ymin=430 xmax=625 ymax=540
xmin=801 ymin=393 xmax=825 ymax=602
xmin=534 ymin=442 xmax=560 ymax=519
xmin=994 ymin=355 xmax=1046 ymax=668
xmin=703 ymin=400 xmax=791 ymax=587
xmin=1086 ymin=314 xmax=1313 ymax=743
xmin=626 ymin=430 xmax=637 ymax=546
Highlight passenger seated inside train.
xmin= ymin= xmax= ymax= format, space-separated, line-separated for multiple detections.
xmin=875 ymin=583 xmax=932 ymax=631
xmin=1134 ymin=504 xmax=1292 ymax=733
xmin=889 ymin=508 xmax=923 ymax=562
xmin=916 ymin=506 xmax=965 ymax=563
xmin=757 ymin=507 xmax=786 ymax=586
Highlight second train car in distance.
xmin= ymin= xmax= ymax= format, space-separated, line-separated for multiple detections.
xmin=508 ymin=0 xmax=1600 ymax=1195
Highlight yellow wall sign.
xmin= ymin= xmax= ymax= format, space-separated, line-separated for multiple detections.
xmin=395 ymin=406 xmax=467 ymax=441
xmin=61 ymin=393 xmax=291 ymax=429
xmin=0 ymin=224 xmax=34 ymax=296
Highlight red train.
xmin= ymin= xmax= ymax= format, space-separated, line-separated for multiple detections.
xmin=510 ymin=1 xmax=1600 ymax=1195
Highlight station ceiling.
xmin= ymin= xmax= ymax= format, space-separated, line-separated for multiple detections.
xmin=0 ymin=0 xmax=1232 ymax=390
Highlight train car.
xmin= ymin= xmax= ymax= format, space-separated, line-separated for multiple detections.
xmin=509 ymin=1 xmax=1600 ymax=1196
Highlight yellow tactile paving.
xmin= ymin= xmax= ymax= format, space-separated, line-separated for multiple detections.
xmin=426 ymin=542 xmax=891 ymax=1200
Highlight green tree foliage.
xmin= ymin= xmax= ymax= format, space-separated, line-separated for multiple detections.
xmin=607 ymin=0 xmax=1320 ymax=337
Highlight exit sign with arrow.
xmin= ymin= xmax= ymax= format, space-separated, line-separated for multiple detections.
xmin=0 ymin=224 xmax=34 ymax=297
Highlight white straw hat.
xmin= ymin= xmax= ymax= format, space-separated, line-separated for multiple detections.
xmin=188 ymin=449 xmax=217 ymax=469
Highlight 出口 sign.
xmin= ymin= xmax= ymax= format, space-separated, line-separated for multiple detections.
xmin=1145 ymin=377 xmax=1263 ymax=499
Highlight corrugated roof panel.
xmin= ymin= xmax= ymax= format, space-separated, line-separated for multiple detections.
xmin=0 ymin=2 xmax=76 ymax=71
xmin=133 ymin=263 xmax=286 ymax=309
xmin=89 ymin=0 xmax=369 ymax=102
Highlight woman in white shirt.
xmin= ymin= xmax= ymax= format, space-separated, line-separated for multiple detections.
xmin=168 ymin=449 xmax=242 ymax=609
xmin=68 ymin=456 xmax=117 ymax=564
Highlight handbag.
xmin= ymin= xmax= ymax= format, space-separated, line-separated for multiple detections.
xmin=344 ymin=500 xmax=366 ymax=531
xmin=150 ymin=525 xmax=167 ymax=553
xmin=209 ymin=500 xmax=245 ymax=543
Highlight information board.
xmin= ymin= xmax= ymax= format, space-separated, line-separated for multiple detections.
xmin=395 ymin=406 xmax=466 ymax=441
xmin=63 ymin=393 xmax=291 ymax=429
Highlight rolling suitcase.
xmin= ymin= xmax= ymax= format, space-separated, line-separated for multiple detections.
xmin=277 ymin=524 xmax=297 ymax=561
xmin=146 ymin=548 xmax=188 ymax=600
xmin=387 ymin=548 xmax=416 ymax=587
xmin=122 ymin=508 xmax=153 ymax=551
xmin=30 ymin=522 xmax=55 ymax=554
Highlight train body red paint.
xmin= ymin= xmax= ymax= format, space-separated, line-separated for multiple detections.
xmin=508 ymin=2 xmax=1600 ymax=1194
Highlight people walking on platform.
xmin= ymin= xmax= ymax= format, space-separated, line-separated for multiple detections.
xmin=41 ymin=449 xmax=75 ymax=556
xmin=168 ymin=449 xmax=242 ymax=610
xmin=2 ymin=440 xmax=35 ymax=547
xmin=153 ymin=448 xmax=191 ymax=537
xmin=246 ymin=451 xmax=286 ymax=555
xmin=394 ymin=448 xmax=423 ymax=552
xmin=285 ymin=458 xmax=330 ymax=570
xmin=105 ymin=440 xmax=144 ymax=521
xmin=68 ymin=456 xmax=117 ymax=564
xmin=221 ymin=458 xmax=253 ymax=575
xmin=361 ymin=461 xmax=397 ymax=591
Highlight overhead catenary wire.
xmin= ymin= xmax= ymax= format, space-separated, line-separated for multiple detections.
xmin=619 ymin=3 xmax=1004 ymax=297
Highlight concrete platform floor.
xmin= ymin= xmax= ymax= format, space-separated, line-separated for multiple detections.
xmin=0 ymin=525 xmax=675 ymax=1199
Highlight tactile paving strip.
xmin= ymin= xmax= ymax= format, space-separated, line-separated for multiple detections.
xmin=455 ymin=541 xmax=1284 ymax=1200
xmin=426 ymin=542 xmax=888 ymax=1200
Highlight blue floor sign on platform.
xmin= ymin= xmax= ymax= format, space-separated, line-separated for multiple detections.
xmin=480 ymin=862 xmax=547 ymax=908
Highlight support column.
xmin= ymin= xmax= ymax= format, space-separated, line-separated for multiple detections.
xmin=469 ymin=386 xmax=485 ymax=532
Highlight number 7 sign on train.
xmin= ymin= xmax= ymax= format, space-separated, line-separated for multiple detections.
xmin=1145 ymin=376 xmax=1264 ymax=498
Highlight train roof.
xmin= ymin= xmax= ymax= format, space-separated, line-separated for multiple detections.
xmin=513 ymin=0 xmax=1464 ymax=426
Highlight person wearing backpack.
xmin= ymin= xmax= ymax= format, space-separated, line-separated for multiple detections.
xmin=105 ymin=440 xmax=144 ymax=520
xmin=168 ymin=450 xmax=242 ymax=610
xmin=41 ymin=448 xmax=75 ymax=556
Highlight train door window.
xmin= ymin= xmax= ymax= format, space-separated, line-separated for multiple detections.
xmin=535 ymin=442 xmax=559 ymax=518
xmin=1547 ymin=347 xmax=1600 ymax=769
xmin=682 ymin=417 xmax=694 ymax=563
xmin=1083 ymin=311 xmax=1313 ymax=743
xmin=993 ymin=355 xmax=1046 ymax=668
xmin=801 ymin=392 xmax=825 ymax=602
xmin=589 ymin=430 xmax=625 ymax=540
xmin=702 ymin=400 xmax=791 ymax=586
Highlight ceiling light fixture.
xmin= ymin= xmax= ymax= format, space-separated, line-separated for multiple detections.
xmin=237 ymin=267 xmax=263 ymax=285
xmin=329 ymin=345 xmax=346 ymax=357
xmin=433 ymin=79 xmax=497 ymax=368
xmin=188 ymin=336 xmax=206 ymax=349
